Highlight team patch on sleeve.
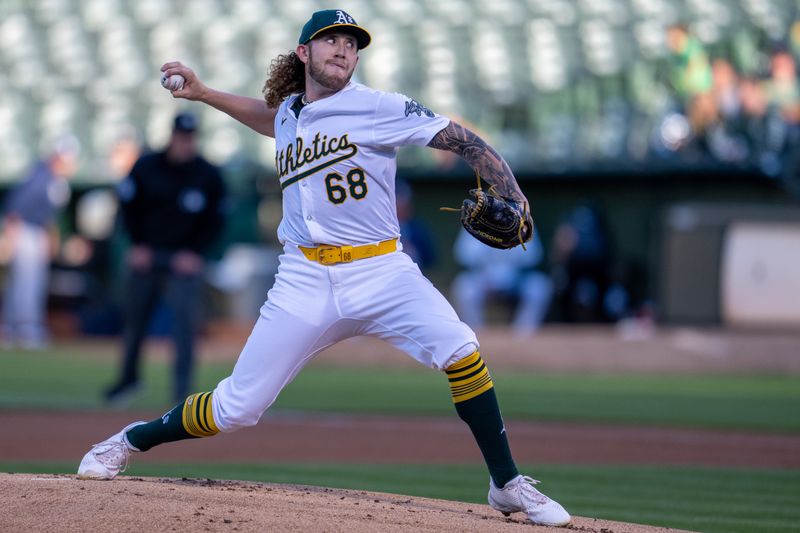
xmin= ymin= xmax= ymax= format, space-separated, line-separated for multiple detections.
xmin=404 ymin=99 xmax=435 ymax=118
xmin=181 ymin=392 xmax=219 ymax=437
xmin=445 ymin=351 xmax=494 ymax=403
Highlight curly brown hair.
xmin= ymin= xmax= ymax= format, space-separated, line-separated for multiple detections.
xmin=262 ymin=52 xmax=305 ymax=108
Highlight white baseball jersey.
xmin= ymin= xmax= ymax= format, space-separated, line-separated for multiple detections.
xmin=211 ymin=82 xmax=478 ymax=432
xmin=273 ymin=82 xmax=449 ymax=246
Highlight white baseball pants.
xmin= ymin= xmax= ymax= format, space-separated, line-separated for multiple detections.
xmin=212 ymin=244 xmax=478 ymax=431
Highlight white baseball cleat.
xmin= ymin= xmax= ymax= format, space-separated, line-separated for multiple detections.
xmin=77 ymin=421 xmax=146 ymax=480
xmin=488 ymin=475 xmax=572 ymax=526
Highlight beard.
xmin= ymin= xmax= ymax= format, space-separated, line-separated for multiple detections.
xmin=307 ymin=47 xmax=354 ymax=91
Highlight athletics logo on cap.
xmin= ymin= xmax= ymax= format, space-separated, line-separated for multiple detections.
xmin=334 ymin=10 xmax=354 ymax=24
xmin=298 ymin=9 xmax=372 ymax=49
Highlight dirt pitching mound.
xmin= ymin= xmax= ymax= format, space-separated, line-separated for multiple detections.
xmin=1 ymin=473 xmax=688 ymax=533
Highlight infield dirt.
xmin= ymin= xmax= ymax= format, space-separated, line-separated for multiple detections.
xmin=0 ymin=474 xmax=690 ymax=533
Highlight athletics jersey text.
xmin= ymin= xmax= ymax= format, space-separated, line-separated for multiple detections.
xmin=276 ymin=132 xmax=356 ymax=179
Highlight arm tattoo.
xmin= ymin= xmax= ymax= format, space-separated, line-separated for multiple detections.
xmin=428 ymin=121 xmax=524 ymax=201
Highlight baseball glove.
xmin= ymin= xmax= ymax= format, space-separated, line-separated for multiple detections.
xmin=443 ymin=175 xmax=534 ymax=250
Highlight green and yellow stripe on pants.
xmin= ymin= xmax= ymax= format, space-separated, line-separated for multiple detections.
xmin=446 ymin=351 xmax=494 ymax=403
xmin=182 ymin=392 xmax=219 ymax=437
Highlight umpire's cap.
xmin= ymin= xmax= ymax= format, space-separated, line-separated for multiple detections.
xmin=298 ymin=9 xmax=371 ymax=50
xmin=173 ymin=112 xmax=198 ymax=133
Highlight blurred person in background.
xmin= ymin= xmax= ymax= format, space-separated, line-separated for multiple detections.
xmin=451 ymin=227 xmax=552 ymax=336
xmin=792 ymin=21 xmax=800 ymax=59
xmin=739 ymin=73 xmax=769 ymax=156
xmin=550 ymin=203 xmax=629 ymax=323
xmin=760 ymin=49 xmax=800 ymax=182
xmin=764 ymin=50 xmax=800 ymax=124
xmin=76 ymin=130 xmax=144 ymax=336
xmin=396 ymin=178 xmax=436 ymax=272
xmin=107 ymin=128 xmax=143 ymax=181
xmin=707 ymin=59 xmax=750 ymax=163
xmin=0 ymin=136 xmax=79 ymax=349
xmin=103 ymin=112 xmax=227 ymax=405
xmin=665 ymin=24 xmax=716 ymax=140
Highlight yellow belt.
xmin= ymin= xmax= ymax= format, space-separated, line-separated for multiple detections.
xmin=299 ymin=238 xmax=398 ymax=265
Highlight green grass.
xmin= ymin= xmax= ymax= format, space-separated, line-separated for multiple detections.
xmin=1 ymin=347 xmax=799 ymax=431
xmin=274 ymin=367 xmax=800 ymax=431
xmin=0 ymin=346 xmax=232 ymax=410
xmin=4 ymin=462 xmax=799 ymax=533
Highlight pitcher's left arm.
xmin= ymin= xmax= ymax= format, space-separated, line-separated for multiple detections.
xmin=428 ymin=121 xmax=526 ymax=205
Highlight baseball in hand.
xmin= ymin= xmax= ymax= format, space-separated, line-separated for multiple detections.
xmin=160 ymin=72 xmax=185 ymax=91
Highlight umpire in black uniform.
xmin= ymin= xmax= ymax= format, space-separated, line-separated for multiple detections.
xmin=105 ymin=112 xmax=227 ymax=404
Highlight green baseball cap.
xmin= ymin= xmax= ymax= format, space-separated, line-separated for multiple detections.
xmin=298 ymin=9 xmax=371 ymax=50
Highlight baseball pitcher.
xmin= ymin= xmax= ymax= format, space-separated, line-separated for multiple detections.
xmin=78 ymin=9 xmax=570 ymax=527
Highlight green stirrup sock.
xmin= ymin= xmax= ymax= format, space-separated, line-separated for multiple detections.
xmin=446 ymin=352 xmax=519 ymax=488
xmin=127 ymin=392 xmax=219 ymax=452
